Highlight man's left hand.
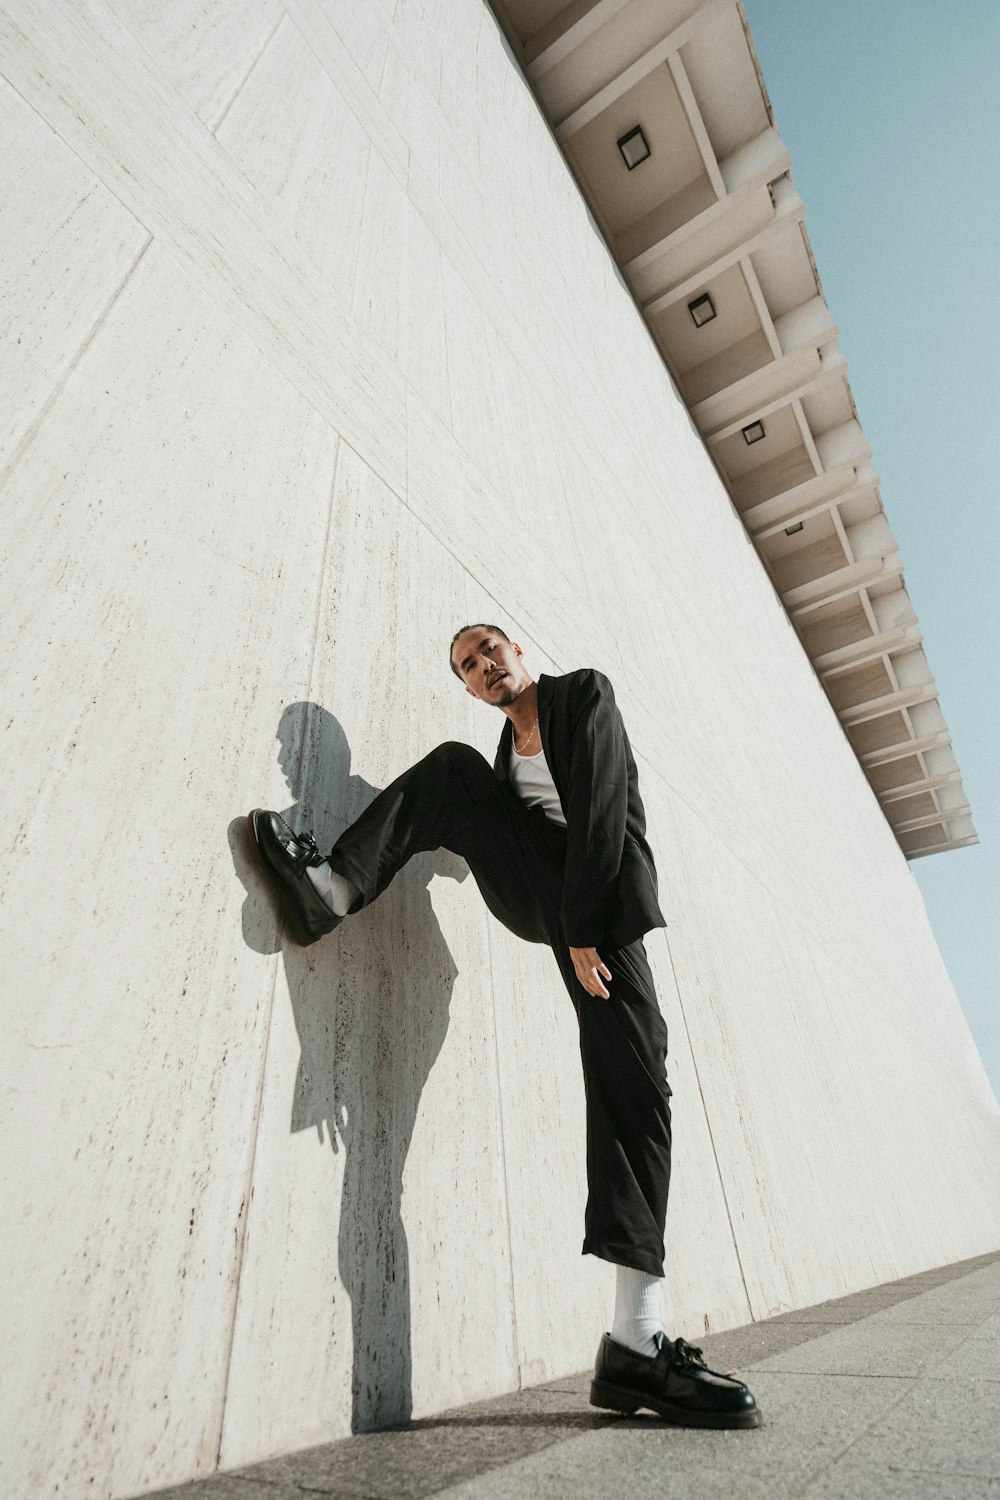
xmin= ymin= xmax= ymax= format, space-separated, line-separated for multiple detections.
xmin=570 ymin=946 xmax=613 ymax=999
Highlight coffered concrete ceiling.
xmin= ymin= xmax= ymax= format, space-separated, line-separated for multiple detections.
xmin=488 ymin=0 xmax=976 ymax=858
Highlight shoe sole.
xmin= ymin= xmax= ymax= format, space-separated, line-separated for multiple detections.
xmin=247 ymin=809 xmax=338 ymax=947
xmin=590 ymin=1378 xmax=763 ymax=1429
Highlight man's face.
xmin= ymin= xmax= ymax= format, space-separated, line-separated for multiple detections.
xmin=451 ymin=629 xmax=532 ymax=707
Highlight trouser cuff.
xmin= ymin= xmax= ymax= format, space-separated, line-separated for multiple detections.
xmin=583 ymin=1239 xmax=665 ymax=1278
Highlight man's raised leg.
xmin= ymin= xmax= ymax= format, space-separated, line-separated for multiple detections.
xmin=250 ymin=740 xmax=563 ymax=947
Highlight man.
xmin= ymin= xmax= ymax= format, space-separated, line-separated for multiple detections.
xmin=249 ymin=624 xmax=762 ymax=1428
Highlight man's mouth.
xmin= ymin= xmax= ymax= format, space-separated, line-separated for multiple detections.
xmin=487 ymin=671 xmax=507 ymax=688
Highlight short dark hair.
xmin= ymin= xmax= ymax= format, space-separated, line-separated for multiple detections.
xmin=449 ymin=622 xmax=510 ymax=680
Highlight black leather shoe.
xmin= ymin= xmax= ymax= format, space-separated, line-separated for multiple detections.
xmin=248 ymin=809 xmax=343 ymax=946
xmin=590 ymin=1332 xmax=763 ymax=1428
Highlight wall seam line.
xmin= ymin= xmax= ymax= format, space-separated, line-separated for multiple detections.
xmin=210 ymin=10 xmax=286 ymax=138
xmin=7 ymin=30 xmax=798 ymax=731
xmin=215 ymin=434 xmax=343 ymax=1466
xmin=0 ymin=231 xmax=153 ymax=496
xmin=0 ymin=65 xmax=164 ymax=272
xmin=661 ymin=931 xmax=754 ymax=1325
xmin=483 ymin=920 xmax=523 ymax=1388
xmin=213 ymin=956 xmax=283 ymax=1469
xmin=278 ymin=0 xmax=677 ymax=560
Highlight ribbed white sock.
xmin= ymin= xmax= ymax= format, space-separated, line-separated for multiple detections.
xmin=305 ymin=860 xmax=359 ymax=917
xmin=611 ymin=1266 xmax=664 ymax=1358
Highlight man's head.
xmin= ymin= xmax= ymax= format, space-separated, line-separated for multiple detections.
xmin=449 ymin=623 xmax=533 ymax=707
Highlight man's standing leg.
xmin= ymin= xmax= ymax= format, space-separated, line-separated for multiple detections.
xmin=548 ymin=938 xmax=673 ymax=1353
xmin=551 ymin=939 xmax=672 ymax=1277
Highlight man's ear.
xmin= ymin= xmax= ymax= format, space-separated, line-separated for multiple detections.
xmin=465 ymin=684 xmax=476 ymax=698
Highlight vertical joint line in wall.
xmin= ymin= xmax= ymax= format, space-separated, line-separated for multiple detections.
xmin=662 ymin=934 xmax=754 ymax=1321
xmin=210 ymin=10 xmax=285 ymax=137
xmin=348 ymin=135 xmax=378 ymax=326
xmin=303 ymin=437 xmax=342 ymax=724
xmin=214 ymin=956 xmax=284 ymax=1467
xmin=439 ymin=243 xmax=454 ymax=432
xmin=485 ymin=892 xmax=522 ymax=1382
xmin=0 ymin=231 xmax=153 ymax=496
xmin=216 ymin=439 xmax=341 ymax=1464
xmin=403 ymin=384 xmax=409 ymax=525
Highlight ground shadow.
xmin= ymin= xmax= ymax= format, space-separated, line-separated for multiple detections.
xmin=233 ymin=702 xmax=467 ymax=1430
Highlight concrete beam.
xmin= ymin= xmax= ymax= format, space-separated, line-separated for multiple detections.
xmin=783 ymin=554 xmax=905 ymax=613
xmin=878 ymin=771 xmax=964 ymax=805
xmin=906 ymin=834 xmax=980 ymax=858
xmin=525 ymin=0 xmax=631 ymax=76
xmin=551 ymin=0 xmax=732 ymax=137
xmin=703 ymin=347 xmax=849 ymax=443
xmin=755 ymin=477 xmax=881 ymax=543
xmin=637 ymin=186 xmax=806 ymax=316
xmin=859 ymin=731 xmax=952 ymax=768
xmin=837 ymin=683 xmax=941 ymax=727
xmin=814 ymin=624 xmax=921 ymax=674
xmin=891 ymin=806 xmax=972 ymax=836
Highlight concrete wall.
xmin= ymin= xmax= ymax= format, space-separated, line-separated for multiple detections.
xmin=1 ymin=2 xmax=997 ymax=1496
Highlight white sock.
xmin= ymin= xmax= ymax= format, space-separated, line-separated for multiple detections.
xmin=612 ymin=1266 xmax=665 ymax=1358
xmin=305 ymin=860 xmax=359 ymax=917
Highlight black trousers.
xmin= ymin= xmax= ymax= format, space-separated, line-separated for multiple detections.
xmin=328 ymin=740 xmax=672 ymax=1277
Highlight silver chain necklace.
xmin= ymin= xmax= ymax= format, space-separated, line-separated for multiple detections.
xmin=514 ymin=717 xmax=539 ymax=754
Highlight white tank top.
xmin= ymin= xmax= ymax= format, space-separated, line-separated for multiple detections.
xmin=509 ymin=742 xmax=567 ymax=827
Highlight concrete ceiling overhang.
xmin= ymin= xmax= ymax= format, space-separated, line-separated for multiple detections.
xmin=488 ymin=0 xmax=976 ymax=859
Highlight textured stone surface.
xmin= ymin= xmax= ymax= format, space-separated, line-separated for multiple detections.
xmin=142 ymin=1255 xmax=1000 ymax=1500
xmin=1 ymin=2 xmax=999 ymax=1497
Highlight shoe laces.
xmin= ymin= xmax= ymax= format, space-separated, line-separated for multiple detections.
xmin=672 ymin=1337 xmax=740 ymax=1380
xmin=672 ymin=1337 xmax=708 ymax=1371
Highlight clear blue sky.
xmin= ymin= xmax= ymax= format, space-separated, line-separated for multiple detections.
xmin=745 ymin=0 xmax=999 ymax=1097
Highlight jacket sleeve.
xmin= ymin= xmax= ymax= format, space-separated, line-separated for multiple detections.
xmin=560 ymin=668 xmax=629 ymax=948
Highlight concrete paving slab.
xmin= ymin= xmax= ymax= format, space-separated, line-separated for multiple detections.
xmin=429 ymin=1372 xmax=909 ymax=1500
xmin=803 ymin=1465 xmax=1000 ymax=1499
xmin=139 ymin=1252 xmax=1000 ymax=1500
xmin=692 ymin=1319 xmax=855 ymax=1367
xmin=750 ymin=1258 xmax=1000 ymax=1377
xmin=873 ymin=1290 xmax=1000 ymax=1326
xmin=767 ymin=1253 xmax=1000 ymax=1326
xmin=827 ymin=1373 xmax=1000 ymax=1479
xmin=222 ymin=1388 xmax=601 ymax=1500
xmin=925 ymin=1312 xmax=1000 ymax=1380
xmin=774 ymin=1290 xmax=930 ymax=1324
xmin=145 ymin=1476 xmax=330 ymax=1500
xmin=748 ymin=1320 xmax=974 ymax=1378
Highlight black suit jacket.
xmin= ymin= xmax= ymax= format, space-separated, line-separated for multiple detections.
xmin=494 ymin=668 xmax=666 ymax=950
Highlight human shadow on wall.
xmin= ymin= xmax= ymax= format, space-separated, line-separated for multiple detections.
xmin=233 ymin=701 xmax=467 ymax=1431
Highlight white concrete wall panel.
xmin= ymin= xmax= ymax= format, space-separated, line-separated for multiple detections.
xmin=1 ymin=241 xmax=343 ymax=1498
xmin=0 ymin=76 xmax=150 ymax=474
xmin=218 ymin=452 xmax=521 ymax=1460
xmin=2 ymin=2 xmax=998 ymax=1497
xmin=104 ymin=0 xmax=284 ymax=130
xmin=214 ymin=16 xmax=372 ymax=305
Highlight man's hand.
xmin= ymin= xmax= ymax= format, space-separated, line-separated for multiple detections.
xmin=570 ymin=945 xmax=613 ymax=999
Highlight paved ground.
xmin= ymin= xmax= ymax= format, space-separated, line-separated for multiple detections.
xmin=148 ymin=1250 xmax=1000 ymax=1500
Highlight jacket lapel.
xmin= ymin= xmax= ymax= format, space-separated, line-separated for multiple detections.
xmin=535 ymin=673 xmax=568 ymax=806
xmin=494 ymin=714 xmax=514 ymax=781
xmin=535 ymin=673 xmax=555 ymax=772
